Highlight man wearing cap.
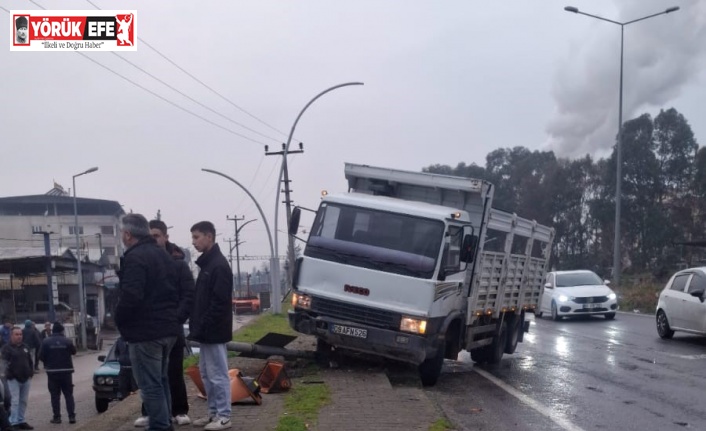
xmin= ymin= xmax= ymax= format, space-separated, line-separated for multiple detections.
xmin=21 ymin=321 xmax=40 ymax=373
xmin=39 ymin=322 xmax=76 ymax=425
xmin=15 ymin=16 xmax=28 ymax=44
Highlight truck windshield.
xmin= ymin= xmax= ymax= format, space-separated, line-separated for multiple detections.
xmin=305 ymin=202 xmax=444 ymax=279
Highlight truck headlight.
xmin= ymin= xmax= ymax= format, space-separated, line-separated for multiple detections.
xmin=400 ymin=317 xmax=427 ymax=334
xmin=607 ymin=293 xmax=617 ymax=300
xmin=292 ymin=293 xmax=312 ymax=310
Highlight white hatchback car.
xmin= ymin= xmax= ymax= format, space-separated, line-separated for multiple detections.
xmin=535 ymin=270 xmax=618 ymax=320
xmin=656 ymin=267 xmax=706 ymax=339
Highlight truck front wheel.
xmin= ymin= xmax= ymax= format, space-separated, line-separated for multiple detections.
xmin=419 ymin=338 xmax=445 ymax=387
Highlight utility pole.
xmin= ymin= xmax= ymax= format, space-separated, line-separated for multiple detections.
xmin=265 ymin=142 xmax=304 ymax=294
xmin=33 ymin=229 xmax=56 ymax=322
xmin=227 ymin=215 xmax=258 ymax=298
xmin=227 ymin=215 xmax=244 ymax=297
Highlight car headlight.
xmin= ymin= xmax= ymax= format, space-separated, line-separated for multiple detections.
xmin=607 ymin=293 xmax=617 ymax=300
xmin=105 ymin=377 xmax=114 ymax=385
xmin=292 ymin=292 xmax=311 ymax=310
xmin=96 ymin=377 xmax=105 ymax=385
xmin=558 ymin=295 xmax=570 ymax=302
xmin=400 ymin=317 xmax=427 ymax=334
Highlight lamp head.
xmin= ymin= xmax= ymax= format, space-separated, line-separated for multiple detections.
xmin=564 ymin=6 xmax=579 ymax=13
xmin=665 ymin=6 xmax=679 ymax=13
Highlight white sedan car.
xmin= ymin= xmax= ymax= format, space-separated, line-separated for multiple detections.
xmin=535 ymin=270 xmax=618 ymax=320
xmin=656 ymin=267 xmax=706 ymax=339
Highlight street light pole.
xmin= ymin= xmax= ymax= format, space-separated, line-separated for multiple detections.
xmin=73 ymin=166 xmax=98 ymax=350
xmin=563 ymin=5 xmax=679 ymax=286
xmin=202 ymin=169 xmax=281 ymax=312
xmin=227 ymin=215 xmax=257 ymax=297
xmin=273 ymin=82 xmax=363 ymax=298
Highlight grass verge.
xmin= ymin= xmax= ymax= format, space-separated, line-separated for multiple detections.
xmin=429 ymin=418 xmax=455 ymax=431
xmin=276 ymin=377 xmax=331 ymax=431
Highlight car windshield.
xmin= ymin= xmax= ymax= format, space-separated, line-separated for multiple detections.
xmin=556 ymin=272 xmax=603 ymax=287
xmin=104 ymin=343 xmax=117 ymax=362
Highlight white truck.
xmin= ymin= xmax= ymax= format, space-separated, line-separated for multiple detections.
xmin=288 ymin=163 xmax=554 ymax=386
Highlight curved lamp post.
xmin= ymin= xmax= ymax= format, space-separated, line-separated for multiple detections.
xmin=73 ymin=166 xmax=99 ymax=350
xmin=563 ymin=5 xmax=679 ymax=286
xmin=274 ymin=82 xmax=364 ymax=295
xmin=201 ymin=168 xmax=281 ymax=313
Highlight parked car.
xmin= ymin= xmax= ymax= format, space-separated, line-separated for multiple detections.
xmin=656 ymin=267 xmax=706 ymax=339
xmin=535 ymin=270 xmax=618 ymax=320
xmin=93 ymin=332 xmax=195 ymax=413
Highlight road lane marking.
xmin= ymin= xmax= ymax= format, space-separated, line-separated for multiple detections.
xmin=661 ymin=353 xmax=706 ymax=360
xmin=473 ymin=368 xmax=587 ymax=431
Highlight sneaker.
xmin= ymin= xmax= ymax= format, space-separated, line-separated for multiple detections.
xmin=17 ymin=424 xmax=34 ymax=430
xmin=174 ymin=414 xmax=191 ymax=425
xmin=192 ymin=416 xmax=215 ymax=427
xmin=204 ymin=417 xmax=232 ymax=430
xmin=133 ymin=416 xmax=149 ymax=427
xmin=50 ymin=418 xmax=61 ymax=424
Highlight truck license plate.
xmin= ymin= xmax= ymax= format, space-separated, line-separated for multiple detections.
xmin=331 ymin=324 xmax=368 ymax=339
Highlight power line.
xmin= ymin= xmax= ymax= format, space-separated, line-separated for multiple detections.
xmin=19 ymin=0 xmax=267 ymax=146
xmin=84 ymin=0 xmax=298 ymax=143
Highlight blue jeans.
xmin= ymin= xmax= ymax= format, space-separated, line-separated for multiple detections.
xmin=199 ymin=343 xmax=231 ymax=418
xmin=129 ymin=336 xmax=176 ymax=431
xmin=7 ymin=378 xmax=30 ymax=425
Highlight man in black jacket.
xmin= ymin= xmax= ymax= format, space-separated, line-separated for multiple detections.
xmin=127 ymin=219 xmax=195 ymax=427
xmin=116 ymin=213 xmax=180 ymax=431
xmin=0 ymin=327 xmax=33 ymax=430
xmin=189 ymin=221 xmax=233 ymax=430
xmin=39 ymin=322 xmax=76 ymax=424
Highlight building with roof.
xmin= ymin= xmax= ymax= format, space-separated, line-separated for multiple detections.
xmin=0 ymin=185 xmax=125 ymax=334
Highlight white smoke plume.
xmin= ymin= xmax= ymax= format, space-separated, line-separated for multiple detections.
xmin=546 ymin=0 xmax=706 ymax=158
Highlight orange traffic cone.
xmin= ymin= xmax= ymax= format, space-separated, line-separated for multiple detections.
xmin=256 ymin=360 xmax=291 ymax=394
xmin=228 ymin=368 xmax=262 ymax=405
xmin=185 ymin=365 xmax=207 ymax=399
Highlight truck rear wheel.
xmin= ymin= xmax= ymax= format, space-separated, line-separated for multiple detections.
xmin=488 ymin=323 xmax=507 ymax=364
xmin=419 ymin=338 xmax=445 ymax=387
xmin=470 ymin=344 xmax=490 ymax=364
xmin=504 ymin=315 xmax=521 ymax=354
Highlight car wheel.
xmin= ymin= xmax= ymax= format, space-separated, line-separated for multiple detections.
xmin=534 ymin=308 xmax=543 ymax=318
xmin=95 ymin=396 xmax=109 ymax=413
xmin=604 ymin=313 xmax=616 ymax=320
xmin=551 ymin=302 xmax=562 ymax=321
xmin=656 ymin=310 xmax=674 ymax=339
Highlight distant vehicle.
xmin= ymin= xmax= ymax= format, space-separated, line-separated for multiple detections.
xmin=233 ymin=296 xmax=260 ymax=314
xmin=536 ymin=270 xmax=618 ymax=320
xmin=93 ymin=328 xmax=196 ymax=413
xmin=656 ymin=267 xmax=706 ymax=339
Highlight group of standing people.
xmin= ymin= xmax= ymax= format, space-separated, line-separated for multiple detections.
xmin=0 ymin=318 xmax=77 ymax=430
xmin=115 ymin=214 xmax=233 ymax=431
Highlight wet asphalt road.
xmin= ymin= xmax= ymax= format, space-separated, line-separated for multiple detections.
xmin=425 ymin=312 xmax=706 ymax=431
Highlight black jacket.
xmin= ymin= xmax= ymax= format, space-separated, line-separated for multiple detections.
xmin=39 ymin=333 xmax=76 ymax=373
xmin=1 ymin=343 xmax=33 ymax=383
xmin=114 ymin=337 xmax=132 ymax=369
xmin=115 ymin=237 xmax=181 ymax=343
xmin=189 ymin=244 xmax=233 ymax=344
xmin=167 ymin=242 xmax=195 ymax=325
xmin=21 ymin=327 xmax=41 ymax=349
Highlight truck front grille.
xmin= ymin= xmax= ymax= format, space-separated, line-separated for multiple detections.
xmin=310 ymin=296 xmax=401 ymax=330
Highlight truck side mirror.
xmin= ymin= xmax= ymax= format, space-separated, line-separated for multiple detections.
xmin=289 ymin=207 xmax=301 ymax=236
xmin=460 ymin=234 xmax=477 ymax=263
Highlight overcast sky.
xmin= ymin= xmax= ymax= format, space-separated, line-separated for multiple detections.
xmin=2 ymin=0 xmax=704 ymax=270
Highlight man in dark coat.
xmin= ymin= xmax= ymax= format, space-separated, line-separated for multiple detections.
xmin=39 ymin=322 xmax=76 ymax=424
xmin=0 ymin=327 xmax=33 ymax=429
xmin=21 ymin=321 xmax=40 ymax=372
xmin=188 ymin=221 xmax=233 ymax=430
xmin=129 ymin=220 xmax=196 ymax=427
xmin=116 ymin=213 xmax=180 ymax=431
